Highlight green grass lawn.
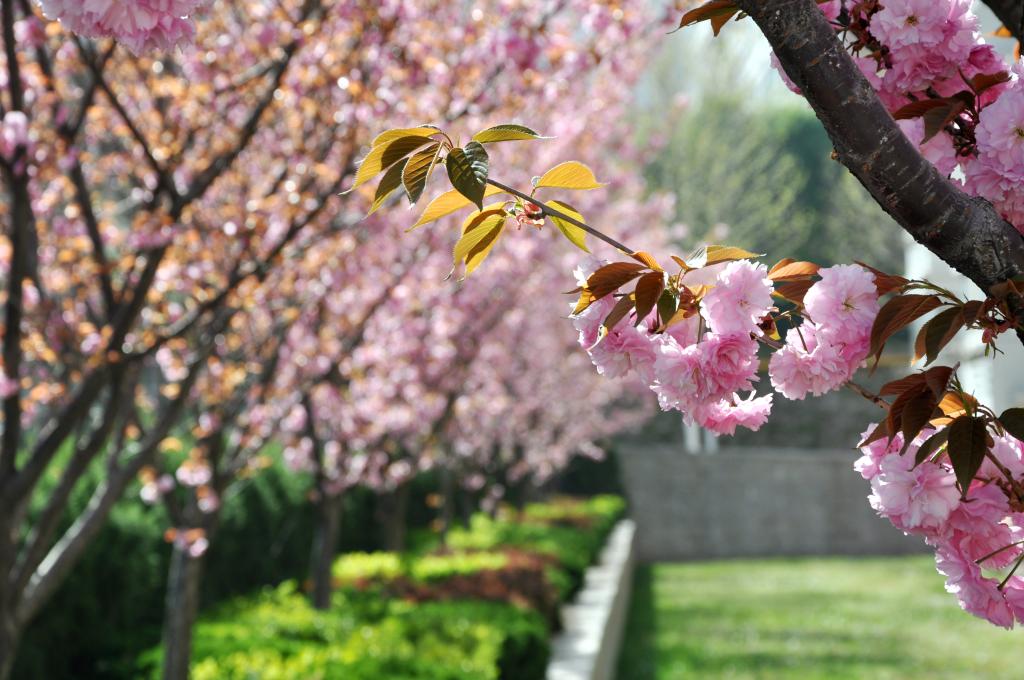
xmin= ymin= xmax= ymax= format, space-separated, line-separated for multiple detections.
xmin=617 ymin=556 xmax=1019 ymax=680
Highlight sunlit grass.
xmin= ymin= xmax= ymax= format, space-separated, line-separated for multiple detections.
xmin=618 ymin=556 xmax=1018 ymax=680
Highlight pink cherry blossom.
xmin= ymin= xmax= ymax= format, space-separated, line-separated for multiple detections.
xmin=935 ymin=543 xmax=1016 ymax=629
xmin=804 ymin=264 xmax=880 ymax=340
xmin=699 ymin=332 xmax=759 ymax=397
xmin=768 ymin=324 xmax=849 ymax=400
xmin=700 ymin=260 xmax=773 ymax=336
xmin=693 ymin=393 xmax=773 ymax=436
xmin=854 ymin=429 xmax=906 ymax=481
xmin=35 ymin=0 xmax=205 ymax=54
xmin=868 ymin=450 xmax=960 ymax=534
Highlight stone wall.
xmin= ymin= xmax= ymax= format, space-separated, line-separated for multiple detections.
xmin=617 ymin=444 xmax=927 ymax=562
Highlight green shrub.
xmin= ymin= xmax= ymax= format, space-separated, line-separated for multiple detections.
xmin=14 ymin=461 xmax=378 ymax=680
xmin=140 ymin=494 xmax=621 ymax=680
xmin=152 ymin=583 xmax=548 ymax=680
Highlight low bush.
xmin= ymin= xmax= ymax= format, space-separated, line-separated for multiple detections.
xmin=162 ymin=495 xmax=623 ymax=680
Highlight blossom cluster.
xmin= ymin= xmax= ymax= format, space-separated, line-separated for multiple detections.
xmin=786 ymin=0 xmax=1024 ymax=232
xmin=573 ymin=261 xmax=879 ymax=436
xmin=35 ymin=0 xmax=204 ymax=53
xmin=857 ymin=427 xmax=1024 ymax=629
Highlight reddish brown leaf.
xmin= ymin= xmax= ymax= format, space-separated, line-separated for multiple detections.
xmin=960 ymin=299 xmax=986 ymax=324
xmin=899 ymin=389 xmax=941 ymax=453
xmin=858 ymin=420 xmax=891 ymax=448
xmin=947 ymin=415 xmax=991 ymax=496
xmin=855 ymin=262 xmax=908 ymax=296
xmin=586 ymin=262 xmax=646 ymax=301
xmin=923 ymin=365 xmax=955 ymax=398
xmin=887 ymin=384 xmax=928 ymax=442
xmin=870 ymin=294 xmax=945 ymax=364
xmin=773 ymin=279 xmax=816 ymax=305
xmin=768 ymin=258 xmax=795 ymax=274
xmin=709 ymin=8 xmax=739 ymax=35
xmin=768 ymin=261 xmax=820 ymax=281
xmin=892 ymin=98 xmax=953 ymax=120
xmin=634 ymin=272 xmax=666 ymax=325
xmin=601 ymin=294 xmax=636 ymax=335
xmin=913 ymin=308 xmax=964 ymax=365
xmin=678 ymin=0 xmax=739 ymax=34
xmin=879 ymin=373 xmax=927 ymax=398
xmin=970 ymin=71 xmax=1010 ymax=94
xmin=630 ymin=251 xmax=663 ymax=272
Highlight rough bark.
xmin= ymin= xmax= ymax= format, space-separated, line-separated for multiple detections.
xmin=160 ymin=544 xmax=205 ymax=680
xmin=309 ymin=492 xmax=342 ymax=610
xmin=981 ymin=0 xmax=1024 ymax=43
xmin=736 ymin=0 xmax=1024 ymax=315
xmin=0 ymin=600 xmax=17 ymax=680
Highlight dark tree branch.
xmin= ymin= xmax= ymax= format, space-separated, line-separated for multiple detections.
xmin=980 ymin=0 xmax=1024 ymax=43
xmin=17 ymin=329 xmax=216 ymax=625
xmin=0 ymin=0 xmax=30 ymax=483
xmin=736 ymin=0 xmax=1024 ymax=336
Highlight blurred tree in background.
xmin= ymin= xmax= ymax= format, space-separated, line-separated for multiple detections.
xmin=635 ymin=24 xmax=902 ymax=272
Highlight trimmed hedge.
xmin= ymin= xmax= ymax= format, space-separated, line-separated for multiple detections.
xmin=160 ymin=495 xmax=625 ymax=680
xmin=141 ymin=583 xmax=549 ymax=680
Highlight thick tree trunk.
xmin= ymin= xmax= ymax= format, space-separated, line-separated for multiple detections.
xmin=309 ymin=492 xmax=342 ymax=610
xmin=0 ymin=614 xmax=19 ymax=680
xmin=737 ymin=0 xmax=1024 ymax=332
xmin=379 ymin=483 xmax=410 ymax=552
xmin=160 ymin=544 xmax=205 ymax=680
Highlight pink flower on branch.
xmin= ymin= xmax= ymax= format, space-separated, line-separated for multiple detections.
xmin=35 ymin=0 xmax=205 ymax=53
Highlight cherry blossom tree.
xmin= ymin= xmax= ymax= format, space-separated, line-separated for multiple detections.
xmin=352 ymin=0 xmax=1024 ymax=632
xmin=0 ymin=0 xmax=361 ymax=672
xmin=16 ymin=2 xmax=672 ymax=677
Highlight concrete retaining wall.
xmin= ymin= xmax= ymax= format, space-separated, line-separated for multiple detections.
xmin=617 ymin=444 xmax=927 ymax=562
xmin=547 ymin=519 xmax=636 ymax=680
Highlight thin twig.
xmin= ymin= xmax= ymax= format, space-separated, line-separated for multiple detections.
xmin=846 ymin=380 xmax=889 ymax=410
xmin=485 ymin=178 xmax=634 ymax=254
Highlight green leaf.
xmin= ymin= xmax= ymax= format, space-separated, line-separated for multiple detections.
xmin=402 ymin=143 xmax=442 ymax=204
xmin=535 ymin=161 xmax=605 ymax=191
xmin=453 ymin=206 xmax=506 ymax=276
xmin=545 ymin=200 xmax=589 ymax=253
xmin=913 ymin=306 xmax=964 ymax=365
xmin=657 ymin=290 xmax=678 ymax=328
xmin=947 ymin=416 xmax=990 ymax=496
xmin=914 ymin=428 xmax=949 ymax=468
xmin=686 ymin=244 xmax=762 ymax=269
xmin=347 ymin=135 xmax=434 ymax=193
xmin=999 ymin=408 xmax=1024 ymax=442
xmin=371 ymin=126 xmax=440 ymax=147
xmin=472 ymin=124 xmax=545 ymax=144
xmin=366 ymin=157 xmax=408 ymax=216
xmin=408 ymin=185 xmax=505 ymax=230
xmin=599 ymin=294 xmax=636 ymax=338
xmin=445 ymin=142 xmax=490 ymax=209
